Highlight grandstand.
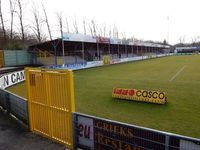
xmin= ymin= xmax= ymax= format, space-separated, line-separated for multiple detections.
xmin=28 ymin=33 xmax=170 ymax=66
xmin=175 ymin=46 xmax=200 ymax=54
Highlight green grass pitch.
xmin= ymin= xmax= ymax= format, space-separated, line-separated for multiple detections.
xmin=7 ymin=55 xmax=200 ymax=138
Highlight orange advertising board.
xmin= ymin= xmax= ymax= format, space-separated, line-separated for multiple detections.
xmin=112 ymin=88 xmax=166 ymax=104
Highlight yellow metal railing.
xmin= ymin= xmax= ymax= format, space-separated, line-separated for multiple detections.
xmin=36 ymin=49 xmax=54 ymax=64
xmin=26 ymin=68 xmax=75 ymax=149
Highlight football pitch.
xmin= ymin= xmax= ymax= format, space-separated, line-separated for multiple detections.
xmin=7 ymin=55 xmax=200 ymax=138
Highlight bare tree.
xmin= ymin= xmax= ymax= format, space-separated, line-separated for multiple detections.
xmin=191 ymin=36 xmax=200 ymax=45
xmin=83 ymin=18 xmax=86 ymax=35
xmin=16 ymin=0 xmax=25 ymax=42
xmin=112 ymin=25 xmax=119 ymax=39
xmin=42 ymin=3 xmax=52 ymax=41
xmin=56 ymin=12 xmax=65 ymax=63
xmin=72 ymin=16 xmax=78 ymax=34
xmin=109 ymin=25 xmax=112 ymax=38
xmin=112 ymin=25 xmax=115 ymax=38
xmin=99 ymin=27 xmax=103 ymax=36
xmin=9 ymin=0 xmax=17 ymax=40
xmin=121 ymin=32 xmax=126 ymax=44
xmin=179 ymin=36 xmax=185 ymax=44
xmin=116 ymin=27 xmax=119 ymax=39
xmin=0 ymin=0 xmax=6 ymax=40
xmin=91 ymin=19 xmax=96 ymax=36
xmin=103 ymin=24 xmax=106 ymax=37
xmin=32 ymin=4 xmax=43 ymax=43
xmin=88 ymin=20 xmax=93 ymax=36
xmin=56 ymin=12 xmax=63 ymax=38
xmin=65 ymin=17 xmax=69 ymax=33
xmin=96 ymin=24 xmax=103 ymax=37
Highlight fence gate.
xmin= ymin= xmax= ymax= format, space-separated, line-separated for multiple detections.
xmin=26 ymin=68 xmax=75 ymax=149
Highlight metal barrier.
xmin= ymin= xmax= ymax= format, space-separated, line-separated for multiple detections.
xmin=73 ymin=112 xmax=200 ymax=150
xmin=0 ymin=88 xmax=28 ymax=124
xmin=26 ymin=68 xmax=75 ymax=149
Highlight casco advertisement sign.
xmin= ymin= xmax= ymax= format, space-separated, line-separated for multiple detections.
xmin=112 ymin=88 xmax=166 ymax=104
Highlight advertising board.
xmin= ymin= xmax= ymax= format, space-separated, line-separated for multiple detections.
xmin=75 ymin=113 xmax=194 ymax=150
xmin=97 ymin=36 xmax=110 ymax=43
xmin=110 ymin=38 xmax=121 ymax=44
xmin=0 ymin=70 xmax=25 ymax=89
xmin=112 ymin=88 xmax=166 ymax=104
xmin=63 ymin=33 xmax=96 ymax=43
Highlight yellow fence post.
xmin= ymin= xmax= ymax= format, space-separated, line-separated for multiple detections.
xmin=25 ymin=68 xmax=75 ymax=149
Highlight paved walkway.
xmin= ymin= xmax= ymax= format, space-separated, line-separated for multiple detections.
xmin=0 ymin=110 xmax=65 ymax=150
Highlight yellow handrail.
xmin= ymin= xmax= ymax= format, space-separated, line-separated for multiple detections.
xmin=36 ymin=49 xmax=54 ymax=65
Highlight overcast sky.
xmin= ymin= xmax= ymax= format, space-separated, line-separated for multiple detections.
xmin=2 ymin=0 xmax=200 ymax=44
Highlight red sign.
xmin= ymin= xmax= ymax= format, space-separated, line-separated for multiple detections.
xmin=112 ymin=87 xmax=166 ymax=104
xmin=97 ymin=36 xmax=110 ymax=43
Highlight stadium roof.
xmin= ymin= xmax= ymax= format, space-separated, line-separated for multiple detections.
xmin=29 ymin=33 xmax=170 ymax=52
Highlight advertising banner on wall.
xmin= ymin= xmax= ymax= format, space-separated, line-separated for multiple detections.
xmin=77 ymin=115 xmax=166 ymax=150
xmin=75 ymin=113 xmax=199 ymax=150
xmin=110 ymin=38 xmax=121 ymax=44
xmin=0 ymin=70 xmax=25 ymax=89
xmin=180 ymin=139 xmax=200 ymax=150
xmin=121 ymin=39 xmax=129 ymax=45
xmin=77 ymin=116 xmax=94 ymax=148
xmin=63 ymin=33 xmax=96 ymax=43
xmin=96 ymin=36 xmax=110 ymax=43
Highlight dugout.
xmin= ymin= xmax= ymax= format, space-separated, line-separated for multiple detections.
xmin=28 ymin=35 xmax=169 ymax=66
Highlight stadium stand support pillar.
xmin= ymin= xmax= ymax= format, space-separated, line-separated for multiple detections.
xmin=62 ymin=38 xmax=65 ymax=65
xmin=146 ymin=47 xmax=148 ymax=56
xmin=142 ymin=48 xmax=144 ymax=59
xmin=125 ymin=44 xmax=128 ymax=57
xmin=108 ymin=43 xmax=111 ymax=55
xmin=33 ymin=47 xmax=37 ymax=64
xmin=118 ymin=44 xmax=120 ymax=58
xmin=82 ymin=42 xmax=85 ymax=60
xmin=53 ymin=45 xmax=57 ymax=65
xmin=97 ymin=42 xmax=100 ymax=60
xmin=132 ymin=45 xmax=133 ymax=57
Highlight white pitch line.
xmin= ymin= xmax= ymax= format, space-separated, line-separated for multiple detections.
xmin=169 ymin=65 xmax=186 ymax=81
